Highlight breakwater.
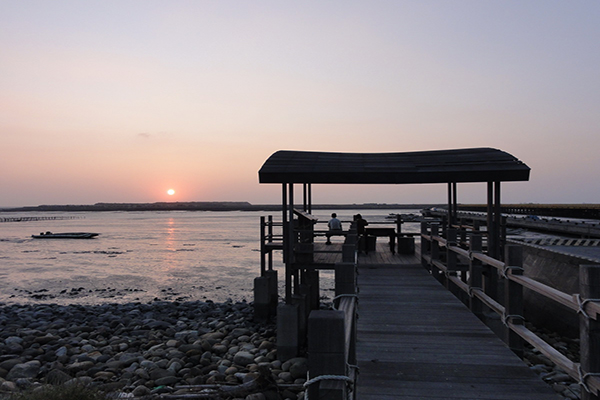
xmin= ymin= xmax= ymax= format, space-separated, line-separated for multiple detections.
xmin=425 ymin=208 xmax=600 ymax=238
xmin=0 ymin=216 xmax=81 ymax=223
xmin=459 ymin=204 xmax=600 ymax=220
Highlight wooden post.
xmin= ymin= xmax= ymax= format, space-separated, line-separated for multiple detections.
xmin=308 ymin=310 xmax=347 ymax=400
xmin=260 ymin=216 xmax=266 ymax=276
xmin=580 ymin=264 xmax=600 ymax=400
xmin=504 ymin=245 xmax=524 ymax=358
xmin=469 ymin=233 xmax=484 ymax=320
xmin=342 ymin=233 xmax=357 ymax=263
xmin=301 ymin=269 xmax=320 ymax=311
xmin=459 ymin=218 xmax=467 ymax=245
xmin=335 ymin=262 xmax=357 ymax=297
xmin=446 ymin=228 xmax=458 ymax=293
xmin=500 ymin=216 xmax=508 ymax=260
xmin=292 ymin=293 xmax=309 ymax=347
xmin=431 ymin=222 xmax=441 ymax=281
xmin=265 ymin=269 xmax=278 ymax=315
xmin=277 ymin=303 xmax=299 ymax=361
xmin=253 ymin=276 xmax=271 ymax=321
xmin=267 ymin=215 xmax=274 ymax=271
xmin=421 ymin=221 xmax=430 ymax=270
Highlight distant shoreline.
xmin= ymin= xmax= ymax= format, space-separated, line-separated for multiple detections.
xmin=0 ymin=202 xmax=438 ymax=213
xmin=4 ymin=202 xmax=600 ymax=220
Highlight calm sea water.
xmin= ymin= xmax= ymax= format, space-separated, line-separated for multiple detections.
xmin=0 ymin=209 xmax=418 ymax=305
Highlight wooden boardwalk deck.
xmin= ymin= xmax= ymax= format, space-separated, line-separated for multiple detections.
xmin=353 ymin=241 xmax=560 ymax=399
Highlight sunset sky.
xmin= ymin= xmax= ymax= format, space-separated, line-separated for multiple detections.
xmin=2 ymin=1 xmax=599 ymax=207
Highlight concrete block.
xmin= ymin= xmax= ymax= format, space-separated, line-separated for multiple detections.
xmin=308 ymin=310 xmax=345 ymax=354
xmin=398 ymin=236 xmax=415 ymax=254
xmin=254 ymin=276 xmax=270 ymax=303
xmin=264 ymin=269 xmax=279 ymax=313
xmin=335 ymin=263 xmax=356 ymax=296
xmin=342 ymin=244 xmax=356 ymax=263
xmin=277 ymin=304 xmax=299 ymax=361
xmin=308 ymin=352 xmax=347 ymax=377
xmin=254 ymin=277 xmax=271 ymax=321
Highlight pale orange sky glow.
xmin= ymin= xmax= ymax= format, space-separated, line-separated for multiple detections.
xmin=1 ymin=1 xmax=599 ymax=207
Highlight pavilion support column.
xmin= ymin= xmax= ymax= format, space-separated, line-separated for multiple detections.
xmin=308 ymin=183 xmax=312 ymax=214
xmin=447 ymin=182 xmax=453 ymax=228
xmin=487 ymin=182 xmax=494 ymax=257
xmin=302 ymin=183 xmax=312 ymax=213
xmin=485 ymin=181 xmax=502 ymax=302
xmin=447 ymin=182 xmax=458 ymax=232
xmin=494 ymin=181 xmax=502 ymax=261
xmin=303 ymin=183 xmax=308 ymax=212
xmin=282 ymin=184 xmax=291 ymax=302
xmin=453 ymin=182 xmax=458 ymax=220
xmin=278 ymin=182 xmax=302 ymax=361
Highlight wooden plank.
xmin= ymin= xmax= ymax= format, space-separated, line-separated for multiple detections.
xmin=355 ymin=257 xmax=560 ymax=399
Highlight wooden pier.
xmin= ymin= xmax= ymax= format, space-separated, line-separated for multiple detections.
xmin=256 ymin=149 xmax=600 ymax=400
xmin=354 ymin=242 xmax=559 ymax=399
xmin=306 ymin=240 xmax=560 ymax=399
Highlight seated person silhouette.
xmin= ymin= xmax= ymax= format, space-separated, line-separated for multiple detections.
xmin=326 ymin=213 xmax=343 ymax=245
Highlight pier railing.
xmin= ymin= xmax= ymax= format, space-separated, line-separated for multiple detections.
xmin=307 ymin=287 xmax=358 ymax=400
xmin=421 ymin=221 xmax=600 ymax=398
xmin=257 ymin=213 xmax=359 ymax=399
xmin=303 ymin=225 xmax=359 ymax=400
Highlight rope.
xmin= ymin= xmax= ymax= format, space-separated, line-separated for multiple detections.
xmin=502 ymin=313 xmax=524 ymax=327
xmin=500 ymin=265 xmax=524 ymax=279
xmin=578 ymin=364 xmax=600 ymax=393
xmin=347 ymin=363 xmax=359 ymax=373
xmin=304 ymin=375 xmax=354 ymax=400
xmin=332 ymin=294 xmax=358 ymax=310
xmin=575 ymin=294 xmax=600 ymax=319
xmin=468 ymin=286 xmax=483 ymax=298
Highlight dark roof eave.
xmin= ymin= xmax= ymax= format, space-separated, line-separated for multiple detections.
xmin=258 ymin=148 xmax=531 ymax=185
xmin=259 ymin=170 xmax=530 ymax=184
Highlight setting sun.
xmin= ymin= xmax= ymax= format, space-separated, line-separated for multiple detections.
xmin=167 ymin=189 xmax=175 ymax=196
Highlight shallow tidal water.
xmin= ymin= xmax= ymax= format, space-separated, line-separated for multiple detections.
xmin=0 ymin=209 xmax=415 ymax=305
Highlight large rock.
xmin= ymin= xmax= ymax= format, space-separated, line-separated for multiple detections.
xmin=0 ymin=358 xmax=23 ymax=372
xmin=66 ymin=361 xmax=94 ymax=373
xmin=6 ymin=360 xmax=41 ymax=380
xmin=289 ymin=358 xmax=308 ymax=380
xmin=233 ymin=351 xmax=255 ymax=367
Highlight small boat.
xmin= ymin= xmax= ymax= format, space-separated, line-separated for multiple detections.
xmin=32 ymin=231 xmax=99 ymax=239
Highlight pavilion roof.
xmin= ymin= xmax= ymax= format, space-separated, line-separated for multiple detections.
xmin=258 ymin=148 xmax=530 ymax=184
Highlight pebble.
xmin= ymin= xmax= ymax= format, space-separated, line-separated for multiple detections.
xmin=0 ymin=300 xmax=302 ymax=399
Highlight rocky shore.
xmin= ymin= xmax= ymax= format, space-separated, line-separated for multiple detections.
xmin=522 ymin=323 xmax=582 ymax=400
xmin=0 ymin=300 xmax=304 ymax=400
xmin=0 ymin=299 xmax=586 ymax=400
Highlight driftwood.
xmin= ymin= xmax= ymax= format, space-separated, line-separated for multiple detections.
xmin=158 ymin=366 xmax=285 ymax=400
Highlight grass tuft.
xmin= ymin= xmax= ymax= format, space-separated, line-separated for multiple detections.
xmin=7 ymin=384 xmax=108 ymax=400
